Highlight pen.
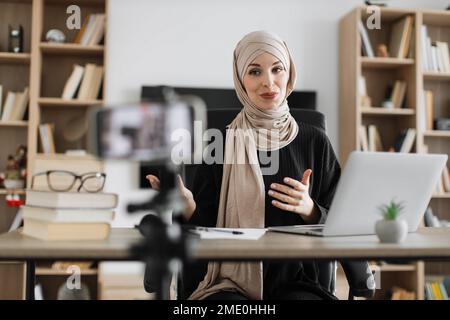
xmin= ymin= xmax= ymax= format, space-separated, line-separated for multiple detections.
xmin=196 ymin=227 xmax=244 ymax=235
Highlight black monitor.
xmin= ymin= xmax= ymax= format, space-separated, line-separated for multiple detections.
xmin=141 ymin=86 xmax=316 ymax=110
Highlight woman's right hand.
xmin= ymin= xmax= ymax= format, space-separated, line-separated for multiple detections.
xmin=146 ymin=174 xmax=196 ymax=221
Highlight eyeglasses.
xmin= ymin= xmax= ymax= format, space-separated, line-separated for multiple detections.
xmin=31 ymin=170 xmax=106 ymax=193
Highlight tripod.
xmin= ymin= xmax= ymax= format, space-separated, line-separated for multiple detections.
xmin=127 ymin=163 xmax=194 ymax=300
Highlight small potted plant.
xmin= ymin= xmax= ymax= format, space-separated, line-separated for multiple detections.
xmin=375 ymin=199 xmax=408 ymax=243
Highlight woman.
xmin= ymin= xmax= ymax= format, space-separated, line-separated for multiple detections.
xmin=147 ymin=30 xmax=341 ymax=300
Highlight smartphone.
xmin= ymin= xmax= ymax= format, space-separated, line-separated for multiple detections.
xmin=88 ymin=97 xmax=206 ymax=164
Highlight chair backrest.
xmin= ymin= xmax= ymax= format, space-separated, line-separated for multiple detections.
xmin=205 ymin=108 xmax=326 ymax=131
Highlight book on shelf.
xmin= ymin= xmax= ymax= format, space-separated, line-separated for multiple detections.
xmin=393 ymin=128 xmax=415 ymax=153
xmin=423 ymin=90 xmax=434 ymax=130
xmin=434 ymin=172 xmax=445 ymax=194
xmin=442 ymin=166 xmax=450 ymax=192
xmin=73 ymin=14 xmax=92 ymax=44
xmin=425 ymin=277 xmax=448 ymax=300
xmin=25 ymin=190 xmax=118 ymax=209
xmin=77 ymin=63 xmax=103 ymax=100
xmin=87 ymin=14 xmax=106 ymax=46
xmin=0 ymin=85 xmax=2 ymax=117
xmin=358 ymin=20 xmax=374 ymax=58
xmin=390 ymin=286 xmax=415 ymax=300
xmin=390 ymin=80 xmax=407 ymax=108
xmin=8 ymin=208 xmax=23 ymax=232
xmin=10 ymin=86 xmax=29 ymax=121
xmin=74 ymin=14 xmax=105 ymax=46
xmin=388 ymin=15 xmax=413 ymax=59
xmin=21 ymin=205 xmax=115 ymax=223
xmin=436 ymin=41 xmax=450 ymax=72
xmin=61 ymin=64 xmax=84 ymax=99
xmin=0 ymin=87 xmax=29 ymax=121
xmin=358 ymin=125 xmax=369 ymax=152
xmin=38 ymin=123 xmax=56 ymax=154
xmin=22 ymin=218 xmax=110 ymax=241
xmin=421 ymin=25 xmax=450 ymax=72
xmin=1 ymin=91 xmax=16 ymax=121
xmin=424 ymin=207 xmax=441 ymax=227
xmin=421 ymin=25 xmax=430 ymax=71
xmin=368 ymin=125 xmax=384 ymax=152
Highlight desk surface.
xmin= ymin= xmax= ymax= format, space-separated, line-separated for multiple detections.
xmin=0 ymin=228 xmax=449 ymax=261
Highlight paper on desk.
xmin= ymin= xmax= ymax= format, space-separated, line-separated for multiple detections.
xmin=192 ymin=228 xmax=267 ymax=240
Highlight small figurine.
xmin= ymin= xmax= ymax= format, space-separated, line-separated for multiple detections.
xmin=376 ymin=44 xmax=389 ymax=58
xmin=45 ymin=29 xmax=66 ymax=43
xmin=0 ymin=145 xmax=27 ymax=190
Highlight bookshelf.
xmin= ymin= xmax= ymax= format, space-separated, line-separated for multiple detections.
xmin=0 ymin=0 xmax=107 ymax=300
xmin=340 ymin=6 xmax=450 ymax=300
xmin=0 ymin=0 xmax=32 ymax=300
xmin=420 ymin=9 xmax=450 ymax=279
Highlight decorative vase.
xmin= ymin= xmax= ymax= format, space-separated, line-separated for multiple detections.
xmin=375 ymin=219 xmax=408 ymax=243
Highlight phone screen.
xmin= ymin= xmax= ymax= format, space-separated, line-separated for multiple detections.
xmin=89 ymin=100 xmax=205 ymax=164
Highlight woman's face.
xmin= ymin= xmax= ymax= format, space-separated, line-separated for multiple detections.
xmin=243 ymin=52 xmax=289 ymax=110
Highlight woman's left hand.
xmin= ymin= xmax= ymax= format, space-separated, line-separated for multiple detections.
xmin=268 ymin=169 xmax=319 ymax=223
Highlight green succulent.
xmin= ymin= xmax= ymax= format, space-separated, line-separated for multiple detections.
xmin=378 ymin=199 xmax=405 ymax=221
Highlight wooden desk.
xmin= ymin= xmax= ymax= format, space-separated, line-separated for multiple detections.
xmin=1 ymin=227 xmax=450 ymax=300
xmin=1 ymin=227 xmax=450 ymax=261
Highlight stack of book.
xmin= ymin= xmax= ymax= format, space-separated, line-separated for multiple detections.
xmin=61 ymin=63 xmax=104 ymax=101
xmin=22 ymin=190 xmax=117 ymax=241
xmin=421 ymin=26 xmax=450 ymax=73
xmin=0 ymin=86 xmax=29 ymax=121
xmin=74 ymin=14 xmax=106 ymax=46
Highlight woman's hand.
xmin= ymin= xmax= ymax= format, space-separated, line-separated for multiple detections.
xmin=146 ymin=174 xmax=196 ymax=221
xmin=268 ymin=169 xmax=320 ymax=224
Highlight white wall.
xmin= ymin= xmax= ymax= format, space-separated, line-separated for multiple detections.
xmin=105 ymin=0 xmax=448 ymax=225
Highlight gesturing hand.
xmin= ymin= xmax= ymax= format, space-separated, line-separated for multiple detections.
xmin=268 ymin=169 xmax=319 ymax=223
xmin=146 ymin=174 xmax=196 ymax=220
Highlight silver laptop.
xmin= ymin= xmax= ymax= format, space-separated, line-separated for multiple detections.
xmin=269 ymin=151 xmax=447 ymax=237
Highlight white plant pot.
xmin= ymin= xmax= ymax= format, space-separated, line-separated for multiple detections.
xmin=375 ymin=219 xmax=408 ymax=243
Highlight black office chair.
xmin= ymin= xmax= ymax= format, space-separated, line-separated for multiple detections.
xmin=180 ymin=108 xmax=375 ymax=300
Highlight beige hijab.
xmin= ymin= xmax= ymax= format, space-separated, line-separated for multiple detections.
xmin=189 ymin=30 xmax=299 ymax=300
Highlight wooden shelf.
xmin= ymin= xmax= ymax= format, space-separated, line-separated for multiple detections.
xmin=432 ymin=193 xmax=450 ymax=199
xmin=40 ymin=43 xmax=104 ymax=56
xmin=422 ymin=10 xmax=450 ymax=27
xmin=361 ymin=57 xmax=415 ymax=69
xmin=44 ymin=0 xmax=104 ymax=6
xmin=0 ymin=52 xmax=31 ymax=64
xmin=35 ymin=153 xmax=98 ymax=161
xmin=371 ymin=263 xmax=417 ymax=272
xmin=0 ymin=121 xmax=28 ymax=127
xmin=0 ymin=189 xmax=26 ymax=195
xmin=423 ymin=72 xmax=450 ymax=81
xmin=38 ymin=97 xmax=103 ymax=107
xmin=423 ymin=130 xmax=450 ymax=138
xmin=36 ymin=268 xmax=98 ymax=276
xmin=360 ymin=107 xmax=415 ymax=116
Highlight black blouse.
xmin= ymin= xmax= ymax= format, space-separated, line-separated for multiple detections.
xmin=181 ymin=122 xmax=341 ymax=299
